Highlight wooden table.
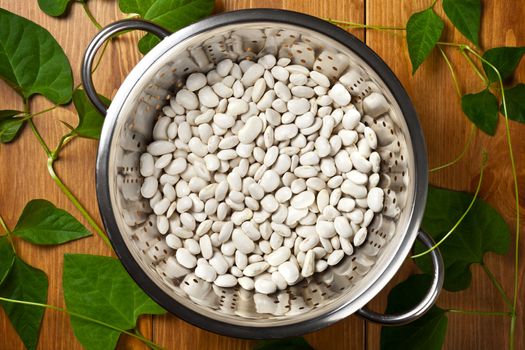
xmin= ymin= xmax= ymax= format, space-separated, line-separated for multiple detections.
xmin=1 ymin=0 xmax=523 ymax=349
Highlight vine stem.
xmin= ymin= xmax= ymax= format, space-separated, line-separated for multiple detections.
xmin=0 ymin=214 xmax=10 ymax=235
xmin=53 ymin=133 xmax=77 ymax=156
xmin=93 ymin=40 xmax=110 ymax=73
xmin=73 ymin=39 xmax=110 ymax=92
xmin=46 ymin=158 xmax=112 ymax=249
xmin=439 ymin=46 xmax=462 ymax=97
xmin=481 ymin=262 xmax=513 ymax=309
xmin=25 ymin=107 xmax=112 ymax=250
xmin=19 ymin=105 xmax=58 ymax=121
xmin=28 ymin=119 xmax=52 ymax=158
xmin=325 ymin=18 xmax=405 ymax=31
xmin=437 ymin=41 xmax=465 ymax=48
xmin=0 ymin=297 xmax=163 ymax=350
xmin=430 ymin=124 xmax=475 ymax=173
xmin=20 ymin=4 xmax=112 ymax=250
xmin=411 ymin=151 xmax=488 ymax=258
xmin=79 ymin=0 xmax=102 ymax=30
xmin=464 ymin=46 xmax=521 ymax=350
xmin=0 ymin=214 xmax=16 ymax=253
xmin=427 ymin=47 xmax=474 ymax=173
xmin=447 ymin=309 xmax=511 ymax=317
xmin=461 ymin=50 xmax=489 ymax=87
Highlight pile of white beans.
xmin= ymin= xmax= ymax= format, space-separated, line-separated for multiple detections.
xmin=140 ymin=54 xmax=389 ymax=295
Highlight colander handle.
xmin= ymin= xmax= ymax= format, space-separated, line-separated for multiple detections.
xmin=356 ymin=230 xmax=444 ymax=325
xmin=81 ymin=20 xmax=171 ymax=115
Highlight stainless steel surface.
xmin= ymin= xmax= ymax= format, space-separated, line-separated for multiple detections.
xmin=82 ymin=19 xmax=171 ymax=115
xmin=356 ymin=230 xmax=444 ymax=325
xmin=87 ymin=10 xmax=436 ymax=338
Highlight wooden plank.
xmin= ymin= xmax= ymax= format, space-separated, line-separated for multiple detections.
xmin=365 ymin=0 xmax=525 ymax=349
xmin=1 ymin=0 xmax=523 ymax=349
xmin=0 ymin=0 xmax=365 ymax=349
xmin=0 ymin=1 xmax=147 ymax=349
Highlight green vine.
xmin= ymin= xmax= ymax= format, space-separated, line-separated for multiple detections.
xmin=331 ymin=1 xmax=522 ymax=348
xmin=79 ymin=0 xmax=102 ymax=30
xmin=0 ymin=296 xmax=163 ymax=350
xmin=412 ymin=151 xmax=487 ymax=258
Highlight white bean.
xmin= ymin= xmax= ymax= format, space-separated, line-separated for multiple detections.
xmin=243 ymin=261 xmax=270 ymax=277
xmin=176 ymin=248 xmax=197 ymax=269
xmin=214 ymin=274 xmax=237 ymax=287
xmin=141 ymin=55 xmax=394 ymax=288
xmin=327 ymin=250 xmax=344 ymax=266
xmin=254 ymin=275 xmax=277 ymax=294
xmin=291 ymin=191 xmax=315 ymax=209
xmin=317 ymin=220 xmax=336 ymax=239
xmin=195 ymin=262 xmax=217 ymax=282
xmin=259 ymin=170 xmax=280 ymax=192
xmin=267 ymin=247 xmax=291 ymax=266
xmin=287 ymin=98 xmax=310 ymax=115
xmin=232 ymin=228 xmax=255 ymax=254
xmin=238 ymin=116 xmax=263 ymax=144
xmin=278 ymin=261 xmax=300 ymax=285
xmin=367 ymin=187 xmax=384 ymax=212
xmin=334 ymin=215 xmax=352 ymax=237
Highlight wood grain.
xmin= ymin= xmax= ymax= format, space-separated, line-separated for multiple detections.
xmin=0 ymin=0 xmax=523 ymax=349
xmin=365 ymin=1 xmax=525 ymax=349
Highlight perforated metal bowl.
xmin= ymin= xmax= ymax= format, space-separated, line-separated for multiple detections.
xmin=81 ymin=9 xmax=443 ymax=339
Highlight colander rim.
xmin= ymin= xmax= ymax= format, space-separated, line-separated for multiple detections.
xmin=95 ymin=8 xmax=428 ymax=339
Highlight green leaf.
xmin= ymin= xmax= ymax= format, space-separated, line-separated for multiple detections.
xmin=38 ymin=0 xmax=73 ymax=17
xmin=503 ymin=83 xmax=525 ymax=123
xmin=442 ymin=0 xmax=481 ymax=46
xmin=0 ymin=236 xmax=15 ymax=285
xmin=415 ymin=186 xmax=510 ymax=291
xmin=138 ymin=34 xmax=162 ymax=55
xmin=118 ymin=0 xmax=215 ymax=54
xmin=380 ymin=274 xmax=447 ymax=350
xmin=0 ymin=110 xmax=24 ymax=143
xmin=0 ymin=9 xmax=73 ymax=104
xmin=63 ymin=254 xmax=165 ymax=350
xmin=12 ymin=199 xmax=91 ymax=245
xmin=0 ymin=257 xmax=48 ymax=350
xmin=254 ymin=338 xmax=314 ymax=350
xmin=461 ymin=89 xmax=499 ymax=135
xmin=406 ymin=8 xmax=445 ymax=74
xmin=118 ymin=0 xmax=156 ymax=14
xmin=72 ymin=88 xmax=110 ymax=139
xmin=482 ymin=46 xmax=525 ymax=83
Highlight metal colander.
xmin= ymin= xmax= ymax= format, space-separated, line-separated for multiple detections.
xmin=82 ymin=9 xmax=443 ymax=338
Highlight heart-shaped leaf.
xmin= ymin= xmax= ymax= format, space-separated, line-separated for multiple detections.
xmin=63 ymin=254 xmax=165 ymax=350
xmin=0 ymin=257 xmax=48 ymax=350
xmin=118 ymin=0 xmax=215 ymax=54
xmin=380 ymin=274 xmax=447 ymax=350
xmin=442 ymin=0 xmax=481 ymax=46
xmin=0 ymin=236 xmax=15 ymax=285
xmin=414 ymin=186 xmax=510 ymax=291
xmin=482 ymin=46 xmax=525 ymax=83
xmin=461 ymin=89 xmax=499 ymax=135
xmin=0 ymin=110 xmax=24 ymax=143
xmin=0 ymin=9 xmax=73 ymax=104
xmin=38 ymin=0 xmax=73 ymax=17
xmin=72 ymin=89 xmax=110 ymax=139
xmin=254 ymin=338 xmax=314 ymax=350
xmin=406 ymin=8 xmax=445 ymax=74
xmin=12 ymin=199 xmax=91 ymax=245
xmin=503 ymin=83 xmax=525 ymax=123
